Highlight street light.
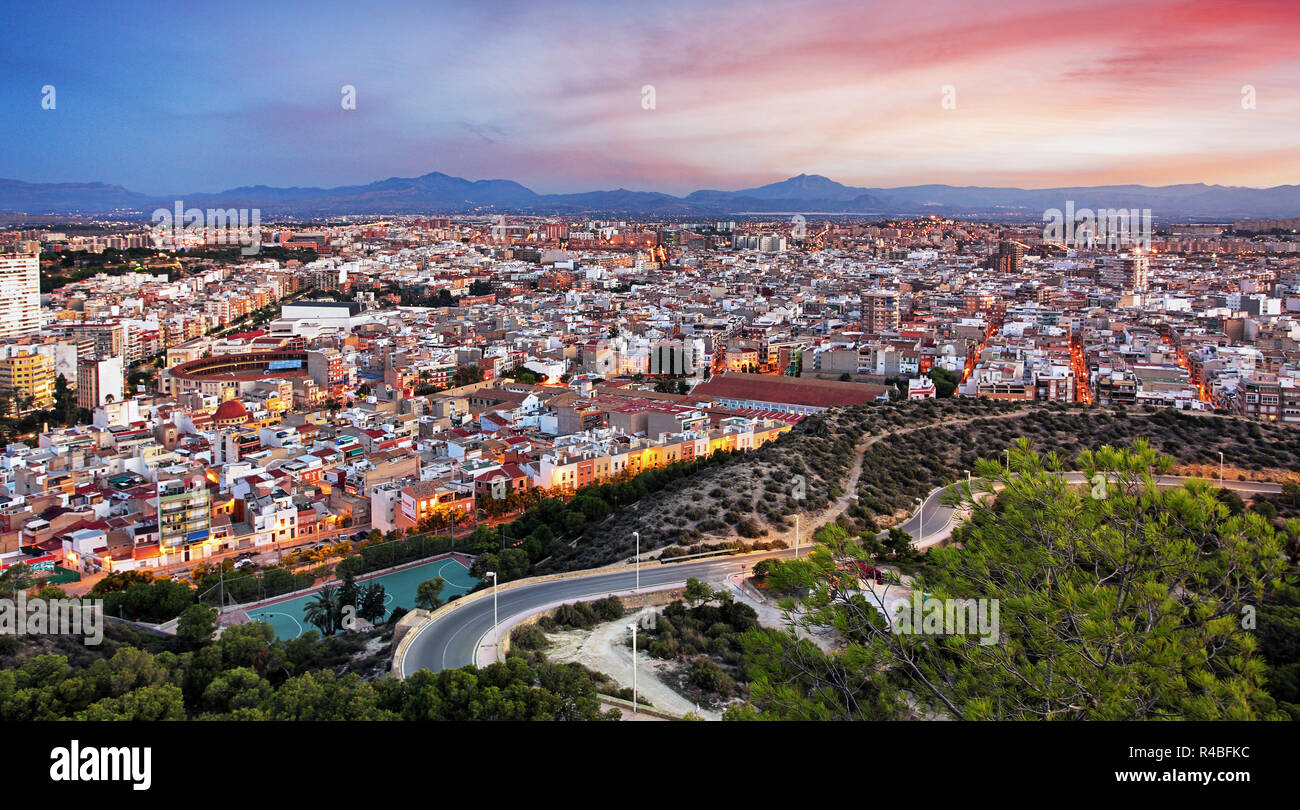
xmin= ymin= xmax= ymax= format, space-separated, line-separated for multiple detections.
xmin=788 ymin=513 xmax=800 ymax=557
xmin=914 ymin=497 xmax=924 ymax=545
xmin=632 ymin=531 xmax=639 ymax=592
xmin=486 ymin=570 xmax=499 ymax=663
xmin=627 ymin=623 xmax=638 ymax=714
xmin=1219 ymin=451 xmax=1224 ymax=487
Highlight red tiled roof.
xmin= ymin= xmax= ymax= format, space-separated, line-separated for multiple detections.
xmin=693 ymin=373 xmax=886 ymax=409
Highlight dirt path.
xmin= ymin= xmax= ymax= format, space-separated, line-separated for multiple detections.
xmin=790 ymin=406 xmax=1039 ymax=547
xmin=542 ymin=606 xmax=722 ymax=720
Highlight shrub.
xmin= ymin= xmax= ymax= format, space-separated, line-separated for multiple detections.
xmin=510 ymin=623 xmax=549 ymax=651
xmin=689 ymin=657 xmax=736 ymax=697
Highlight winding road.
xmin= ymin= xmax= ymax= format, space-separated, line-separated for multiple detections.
xmin=397 ymin=400 xmax=1289 ymax=676
xmin=398 ymin=449 xmax=1283 ymax=676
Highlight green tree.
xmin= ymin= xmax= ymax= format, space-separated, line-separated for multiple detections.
xmin=176 ymin=603 xmax=219 ymax=646
xmin=927 ymin=366 xmax=959 ymax=398
xmin=338 ymin=570 xmax=360 ymax=615
xmin=683 ymin=577 xmax=713 ymax=607
xmin=415 ymin=577 xmax=448 ymax=611
xmin=0 ymin=563 xmax=35 ymax=597
xmin=735 ymin=441 xmax=1291 ymax=721
xmin=303 ymin=586 xmax=342 ymax=636
xmin=508 ymin=366 xmax=539 ymax=385
xmin=452 ymin=365 xmax=485 ymax=388
xmin=358 ymin=582 xmax=388 ymax=623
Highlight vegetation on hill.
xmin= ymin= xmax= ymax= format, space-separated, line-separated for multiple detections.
xmin=726 ymin=442 xmax=1299 ymax=721
xmin=638 ymin=579 xmax=759 ymax=705
xmin=560 ymin=400 xmax=1300 ymax=574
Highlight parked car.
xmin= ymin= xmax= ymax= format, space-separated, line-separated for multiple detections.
xmin=233 ymin=558 xmax=254 ymax=570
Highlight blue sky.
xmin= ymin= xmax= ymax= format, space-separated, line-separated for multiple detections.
xmin=4 ymin=0 xmax=1299 ymax=195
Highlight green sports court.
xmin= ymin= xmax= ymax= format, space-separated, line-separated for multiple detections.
xmin=238 ymin=555 xmax=478 ymax=640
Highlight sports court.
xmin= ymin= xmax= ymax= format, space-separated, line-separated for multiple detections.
xmin=238 ymin=555 xmax=478 ymax=640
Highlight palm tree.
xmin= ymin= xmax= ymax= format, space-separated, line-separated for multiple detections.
xmin=304 ymin=586 xmax=342 ymax=635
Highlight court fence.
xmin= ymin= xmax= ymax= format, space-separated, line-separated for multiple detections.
xmin=198 ymin=532 xmax=461 ymax=609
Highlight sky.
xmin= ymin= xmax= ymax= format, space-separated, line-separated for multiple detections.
xmin=3 ymin=0 xmax=1299 ymax=196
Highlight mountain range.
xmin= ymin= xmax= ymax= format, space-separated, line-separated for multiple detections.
xmin=2 ymin=172 xmax=1299 ymax=221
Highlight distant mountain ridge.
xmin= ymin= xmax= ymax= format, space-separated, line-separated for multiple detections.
xmin=2 ymin=171 xmax=1298 ymax=221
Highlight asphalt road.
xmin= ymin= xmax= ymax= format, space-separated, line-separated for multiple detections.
xmin=399 ymin=549 xmax=800 ymax=676
xmin=893 ymin=473 xmax=1281 ymax=548
xmin=401 ymin=474 xmax=1282 ymax=675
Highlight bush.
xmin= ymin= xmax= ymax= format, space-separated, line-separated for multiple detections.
xmin=546 ymin=597 xmax=625 ymax=631
xmin=510 ymin=623 xmax=549 ymax=651
xmin=689 ymin=657 xmax=736 ymax=697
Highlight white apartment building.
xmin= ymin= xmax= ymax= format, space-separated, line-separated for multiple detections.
xmin=0 ymin=253 xmax=41 ymax=338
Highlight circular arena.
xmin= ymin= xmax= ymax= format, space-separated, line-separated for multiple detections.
xmin=162 ymin=350 xmax=310 ymax=397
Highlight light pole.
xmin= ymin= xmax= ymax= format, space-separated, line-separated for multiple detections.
xmin=790 ymin=513 xmax=800 ymax=557
xmin=914 ymin=496 xmax=924 ymax=545
xmin=1219 ymin=451 xmax=1224 ymax=487
xmin=964 ymin=469 xmax=971 ymax=493
xmin=627 ymin=623 xmax=638 ymax=713
xmin=486 ymin=570 xmax=499 ymax=663
xmin=633 ymin=531 xmax=639 ymax=592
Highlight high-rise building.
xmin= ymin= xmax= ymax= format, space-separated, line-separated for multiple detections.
xmin=0 ymin=351 xmax=55 ymax=413
xmin=0 ymin=253 xmax=41 ymax=338
xmin=995 ymin=240 xmax=1023 ymax=274
xmin=862 ymin=289 xmax=901 ymax=333
xmin=1100 ymin=253 xmax=1150 ymax=292
xmin=1124 ymin=253 xmax=1149 ymax=292
xmin=77 ymin=356 xmax=125 ymax=410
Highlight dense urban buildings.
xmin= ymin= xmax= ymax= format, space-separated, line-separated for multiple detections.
xmin=0 ymin=212 xmax=1298 ymax=577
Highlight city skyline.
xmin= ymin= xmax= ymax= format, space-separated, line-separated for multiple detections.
xmin=4 ymin=0 xmax=1300 ymax=196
